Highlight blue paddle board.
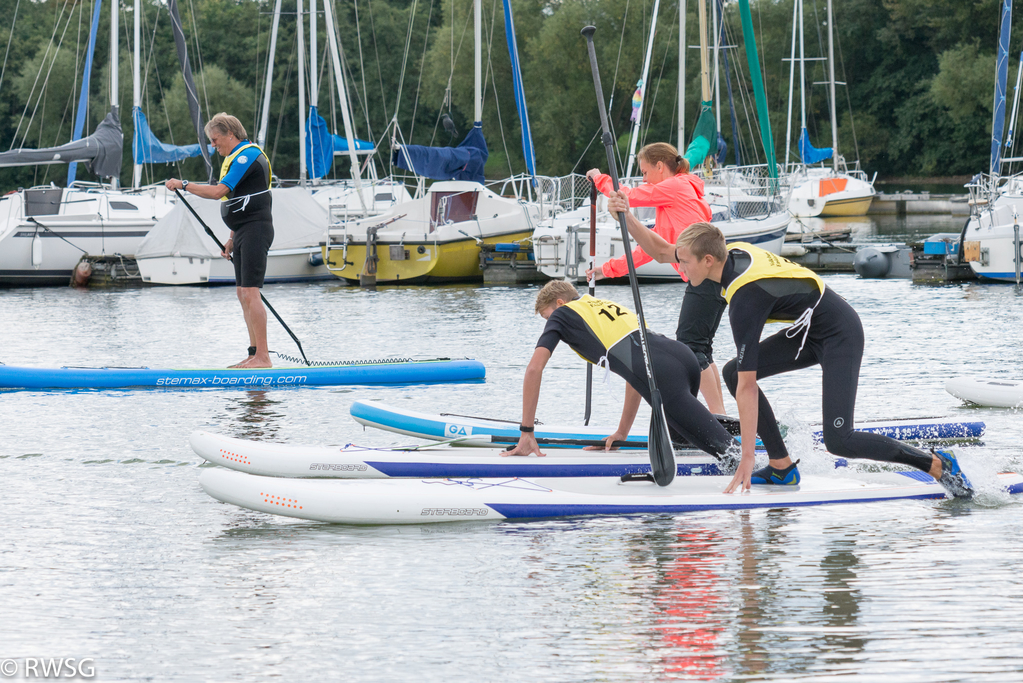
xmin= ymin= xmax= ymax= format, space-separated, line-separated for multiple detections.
xmin=0 ymin=358 xmax=485 ymax=390
xmin=349 ymin=400 xmax=984 ymax=448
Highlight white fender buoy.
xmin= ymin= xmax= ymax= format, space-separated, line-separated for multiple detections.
xmin=31 ymin=233 xmax=42 ymax=268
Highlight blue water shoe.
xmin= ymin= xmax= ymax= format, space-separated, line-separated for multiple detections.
xmin=933 ymin=448 xmax=974 ymax=499
xmin=750 ymin=459 xmax=801 ymax=486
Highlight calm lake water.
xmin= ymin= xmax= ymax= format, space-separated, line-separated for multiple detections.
xmin=2 ymin=215 xmax=1022 ymax=682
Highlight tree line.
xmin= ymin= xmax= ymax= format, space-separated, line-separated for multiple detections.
xmin=0 ymin=0 xmax=1011 ymax=190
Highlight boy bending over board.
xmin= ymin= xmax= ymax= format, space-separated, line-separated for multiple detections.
xmin=504 ymin=281 xmax=742 ymax=472
xmin=606 ymin=190 xmax=973 ymax=499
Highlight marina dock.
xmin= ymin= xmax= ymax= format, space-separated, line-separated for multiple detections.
xmin=869 ymin=192 xmax=970 ymax=216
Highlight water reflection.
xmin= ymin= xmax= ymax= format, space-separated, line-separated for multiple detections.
xmin=652 ymin=522 xmax=726 ymax=680
xmin=223 ymin=390 xmax=283 ymax=439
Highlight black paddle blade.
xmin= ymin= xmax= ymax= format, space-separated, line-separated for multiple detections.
xmin=648 ymin=391 xmax=676 ymax=486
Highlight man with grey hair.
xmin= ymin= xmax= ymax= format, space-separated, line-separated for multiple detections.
xmin=166 ymin=113 xmax=274 ymax=368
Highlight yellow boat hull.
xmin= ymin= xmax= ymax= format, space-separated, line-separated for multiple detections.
xmin=325 ymin=230 xmax=533 ymax=284
xmin=819 ymin=195 xmax=874 ymax=217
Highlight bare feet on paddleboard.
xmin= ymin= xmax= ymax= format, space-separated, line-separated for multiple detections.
xmin=228 ymin=356 xmax=273 ymax=369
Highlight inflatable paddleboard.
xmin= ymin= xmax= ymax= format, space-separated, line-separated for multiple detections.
xmin=198 ymin=469 xmax=1023 ymax=525
xmin=190 ymin=430 xmax=727 ymax=478
xmin=349 ymin=400 xmax=985 ymax=448
xmin=945 ymin=377 xmax=1023 ymax=408
xmin=0 ymin=358 xmax=484 ymax=390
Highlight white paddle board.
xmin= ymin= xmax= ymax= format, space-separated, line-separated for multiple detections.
xmin=946 ymin=377 xmax=1023 ymax=408
xmin=197 ymin=469 xmax=1023 ymax=525
xmin=190 ymin=430 xmax=725 ymax=478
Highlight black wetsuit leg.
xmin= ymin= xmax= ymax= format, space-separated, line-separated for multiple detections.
xmin=232 ymin=222 xmax=275 ymax=288
xmin=723 ymin=293 xmax=933 ymax=472
xmin=675 ymin=279 xmax=727 ymax=370
xmin=622 ymin=334 xmax=737 ymax=458
xmin=722 ymin=331 xmax=817 ymax=458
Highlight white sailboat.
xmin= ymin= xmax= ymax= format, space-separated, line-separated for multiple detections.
xmin=532 ymin=0 xmax=789 ymax=283
xmin=785 ymin=0 xmax=875 ymax=219
xmin=0 ymin=0 xmax=177 ymax=286
xmin=960 ymin=0 xmax=1023 ymax=283
xmin=322 ymin=0 xmax=540 ymax=286
xmin=135 ymin=0 xmax=409 ymax=286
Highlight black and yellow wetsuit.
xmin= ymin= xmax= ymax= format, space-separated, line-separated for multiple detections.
xmin=219 ymin=141 xmax=273 ymax=287
xmin=535 ymin=295 xmax=738 ymax=460
xmin=719 ymin=242 xmax=933 ymax=472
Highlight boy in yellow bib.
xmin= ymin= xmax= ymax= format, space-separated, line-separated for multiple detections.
xmin=504 ymin=280 xmax=742 ymax=473
xmin=603 ymin=192 xmax=973 ymax=500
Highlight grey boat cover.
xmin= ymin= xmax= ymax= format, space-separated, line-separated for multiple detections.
xmin=135 ymin=187 xmax=327 ymax=260
xmin=0 ymin=110 xmax=123 ymax=178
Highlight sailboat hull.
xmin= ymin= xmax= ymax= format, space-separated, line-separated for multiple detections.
xmin=0 ymin=187 xmax=174 ymax=287
xmin=326 ymin=229 xmax=533 ymax=284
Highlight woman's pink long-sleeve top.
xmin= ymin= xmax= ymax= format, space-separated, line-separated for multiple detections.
xmin=593 ymin=172 xmax=713 ymax=280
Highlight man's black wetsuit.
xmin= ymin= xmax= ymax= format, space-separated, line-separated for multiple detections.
xmin=537 ymin=296 xmax=737 ymax=460
xmin=718 ymin=244 xmax=933 ymax=472
xmin=220 ymin=141 xmax=273 ymax=287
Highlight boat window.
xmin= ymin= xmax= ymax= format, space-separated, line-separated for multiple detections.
xmin=430 ymin=191 xmax=479 ymax=229
xmin=374 ymin=193 xmax=394 ymax=202
xmin=109 ymin=201 xmax=138 ymax=211
xmin=24 ymin=188 xmax=63 ymax=216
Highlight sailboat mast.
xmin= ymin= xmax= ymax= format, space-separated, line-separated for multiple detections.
xmin=132 ymin=0 xmax=141 ymax=187
xmin=698 ymin=0 xmax=711 ymax=103
xmin=297 ymin=0 xmax=307 ymax=183
xmin=678 ymin=0 xmax=686 ymax=151
xmin=624 ymin=0 xmax=661 ymax=180
xmin=310 ymin=0 xmax=317 ymax=107
xmin=322 ymin=0 xmax=367 ymax=209
xmin=784 ymin=0 xmax=797 ymax=171
xmin=798 ymin=0 xmax=806 ymax=134
xmin=711 ymin=0 xmax=720 ymax=135
xmin=110 ymin=0 xmax=119 ymax=187
xmin=257 ymin=0 xmax=283 ymax=149
xmin=474 ymin=0 xmax=481 ymax=122
xmin=827 ymin=0 xmax=838 ymax=172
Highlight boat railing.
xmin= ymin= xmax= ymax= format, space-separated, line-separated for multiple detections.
xmin=964 ymin=172 xmax=1020 ymax=214
xmin=530 ymin=174 xmax=592 ymax=219
xmin=693 ymin=164 xmax=792 ymax=221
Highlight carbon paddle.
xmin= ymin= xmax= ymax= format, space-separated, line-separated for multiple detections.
xmin=173 ymin=189 xmax=311 ymax=366
xmin=583 ymin=179 xmax=598 ymax=426
xmin=581 ymin=25 xmax=675 ymax=486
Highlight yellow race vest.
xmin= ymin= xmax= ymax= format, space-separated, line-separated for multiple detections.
xmin=722 ymin=242 xmax=825 ymax=323
xmin=564 ymin=295 xmax=640 ymax=361
xmin=218 ymin=142 xmax=272 ymax=201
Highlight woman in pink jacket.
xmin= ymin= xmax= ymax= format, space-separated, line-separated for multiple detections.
xmin=585 ymin=142 xmax=726 ymax=414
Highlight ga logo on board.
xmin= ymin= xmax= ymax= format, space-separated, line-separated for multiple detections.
xmin=445 ymin=423 xmax=474 ymax=437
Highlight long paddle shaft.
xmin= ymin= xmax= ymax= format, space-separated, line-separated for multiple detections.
xmin=583 ymin=179 xmax=598 ymax=426
xmin=173 ymin=189 xmax=310 ymax=366
xmin=581 ymin=26 xmax=676 ymax=487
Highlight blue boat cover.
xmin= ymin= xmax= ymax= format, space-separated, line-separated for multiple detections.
xmin=67 ymin=0 xmax=103 ymax=185
xmin=392 ymin=122 xmax=488 ymax=183
xmin=305 ymin=105 xmax=375 ymax=179
xmin=132 ymin=108 xmax=210 ymax=164
xmin=798 ymin=127 xmax=833 ymax=165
